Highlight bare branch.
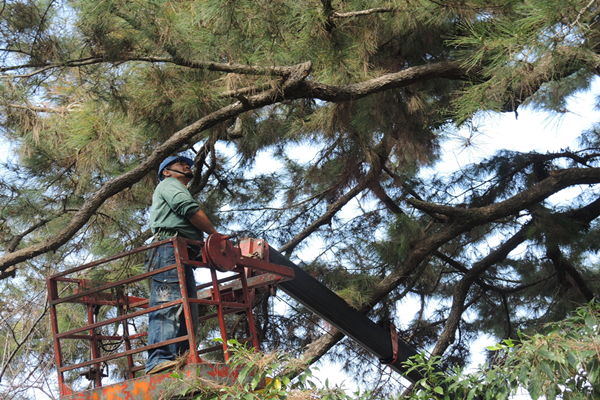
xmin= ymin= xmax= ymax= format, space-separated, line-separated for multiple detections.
xmin=221 ymin=82 xmax=275 ymax=98
xmin=0 ymin=295 xmax=48 ymax=382
xmin=332 ymin=7 xmax=394 ymax=18
xmin=2 ymin=56 xmax=307 ymax=78
xmin=4 ymin=103 xmax=73 ymax=113
xmin=570 ymin=0 xmax=597 ymax=28
xmin=278 ymin=172 xmax=372 ymax=255
xmin=1 ymin=57 xmax=102 ymax=76
xmin=5 ymin=216 xmax=58 ymax=253
xmin=431 ymin=223 xmax=548 ymax=357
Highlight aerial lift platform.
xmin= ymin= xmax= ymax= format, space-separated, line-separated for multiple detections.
xmin=48 ymin=233 xmax=422 ymax=399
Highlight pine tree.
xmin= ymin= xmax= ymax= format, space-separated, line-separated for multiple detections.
xmin=1 ymin=0 xmax=600 ymax=397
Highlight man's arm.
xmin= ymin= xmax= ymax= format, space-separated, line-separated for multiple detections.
xmin=189 ymin=209 xmax=217 ymax=235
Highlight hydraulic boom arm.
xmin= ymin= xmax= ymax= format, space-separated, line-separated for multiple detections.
xmin=270 ymin=249 xmax=424 ymax=384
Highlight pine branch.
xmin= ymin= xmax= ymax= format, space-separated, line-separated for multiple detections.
xmin=305 ymin=61 xmax=471 ymax=101
xmin=189 ymin=139 xmax=217 ymax=197
xmin=407 ymin=198 xmax=468 ymax=218
xmin=429 ymin=192 xmax=600 ymax=356
xmin=492 ymin=274 xmax=557 ymax=294
xmin=1 ymin=56 xmax=308 ymax=79
xmin=355 ymin=167 xmax=600 ymax=339
xmin=301 ymin=328 xmax=345 ymax=365
xmin=408 ymin=167 xmax=600 ymax=223
xmin=3 ymin=52 xmax=472 ymax=98
xmin=131 ymin=56 xmax=305 ymax=77
xmin=0 ymin=63 xmax=315 ymax=276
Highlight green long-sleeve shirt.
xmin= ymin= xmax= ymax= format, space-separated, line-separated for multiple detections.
xmin=149 ymin=178 xmax=204 ymax=240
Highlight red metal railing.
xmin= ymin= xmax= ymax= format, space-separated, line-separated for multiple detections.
xmin=48 ymin=235 xmax=294 ymax=397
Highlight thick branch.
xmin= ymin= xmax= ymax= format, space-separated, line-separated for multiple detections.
xmin=301 ymin=328 xmax=345 ymax=364
xmin=0 ymin=63 xmax=314 ymax=275
xmin=546 ymin=244 xmax=596 ymax=302
xmin=291 ymin=171 xmax=600 ymax=369
xmin=407 ymin=198 xmax=468 ymax=218
xmin=304 ymin=61 xmax=469 ymax=102
xmin=369 ymin=180 xmax=405 ymax=215
xmin=408 ymin=167 xmax=600 ymax=223
xmin=360 ymin=168 xmax=600 ymax=328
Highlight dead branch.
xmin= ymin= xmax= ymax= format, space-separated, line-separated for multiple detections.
xmin=332 ymin=7 xmax=394 ymax=18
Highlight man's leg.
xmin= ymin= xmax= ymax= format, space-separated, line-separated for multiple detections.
xmin=175 ymin=264 xmax=198 ymax=356
xmin=146 ymin=243 xmax=181 ymax=373
xmin=145 ymin=243 xmax=199 ymax=373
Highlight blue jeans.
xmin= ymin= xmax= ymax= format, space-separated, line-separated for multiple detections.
xmin=145 ymin=243 xmax=198 ymax=373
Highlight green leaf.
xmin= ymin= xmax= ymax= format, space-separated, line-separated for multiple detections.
xmin=584 ymin=313 xmax=596 ymax=331
xmin=467 ymin=388 xmax=476 ymax=400
xmin=518 ymin=365 xmax=530 ymax=385
xmin=540 ymin=361 xmax=555 ymax=380
xmin=547 ymin=383 xmax=558 ymax=400
xmin=434 ymin=386 xmax=444 ymax=394
xmin=238 ymin=365 xmax=251 ymax=383
xmin=587 ymin=358 xmax=599 ymax=383
xmin=536 ymin=348 xmax=559 ymax=362
xmin=251 ymin=372 xmax=263 ymax=390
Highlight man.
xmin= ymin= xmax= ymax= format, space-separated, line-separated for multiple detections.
xmin=145 ymin=155 xmax=217 ymax=374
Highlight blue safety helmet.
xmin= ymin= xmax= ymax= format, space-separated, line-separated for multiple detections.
xmin=158 ymin=156 xmax=195 ymax=181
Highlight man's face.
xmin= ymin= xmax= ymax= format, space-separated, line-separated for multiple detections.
xmin=164 ymin=161 xmax=194 ymax=184
xmin=170 ymin=161 xmax=192 ymax=174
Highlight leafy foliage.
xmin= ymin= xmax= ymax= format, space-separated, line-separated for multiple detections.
xmin=170 ymin=339 xmax=373 ymax=400
xmin=402 ymin=302 xmax=600 ymax=400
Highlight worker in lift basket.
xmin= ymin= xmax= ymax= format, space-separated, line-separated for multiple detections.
xmin=145 ymin=155 xmax=218 ymax=374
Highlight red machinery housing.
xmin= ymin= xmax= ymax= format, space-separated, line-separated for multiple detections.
xmin=47 ymin=234 xmax=294 ymax=399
